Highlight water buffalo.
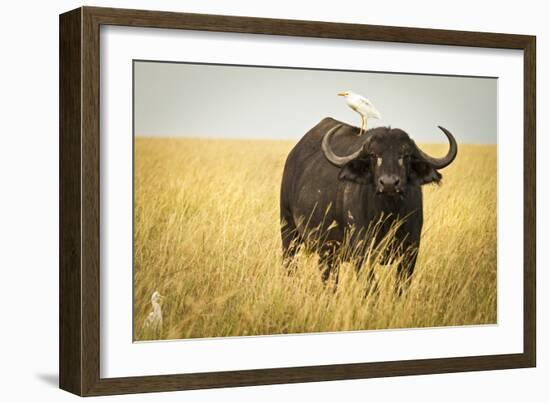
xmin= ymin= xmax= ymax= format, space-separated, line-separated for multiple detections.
xmin=280 ymin=117 xmax=457 ymax=287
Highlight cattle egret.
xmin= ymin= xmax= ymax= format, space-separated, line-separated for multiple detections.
xmin=142 ymin=291 xmax=164 ymax=335
xmin=337 ymin=91 xmax=382 ymax=136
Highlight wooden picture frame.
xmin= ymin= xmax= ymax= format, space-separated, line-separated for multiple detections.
xmin=59 ymin=6 xmax=536 ymax=396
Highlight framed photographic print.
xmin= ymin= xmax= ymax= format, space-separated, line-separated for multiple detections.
xmin=59 ymin=6 xmax=536 ymax=396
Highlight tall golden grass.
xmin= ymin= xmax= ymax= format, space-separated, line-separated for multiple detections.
xmin=134 ymin=137 xmax=496 ymax=341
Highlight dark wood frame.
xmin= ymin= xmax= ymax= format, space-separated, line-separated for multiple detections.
xmin=60 ymin=6 xmax=536 ymax=396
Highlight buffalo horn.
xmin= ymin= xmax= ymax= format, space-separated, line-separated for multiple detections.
xmin=415 ymin=126 xmax=458 ymax=169
xmin=321 ymin=124 xmax=368 ymax=167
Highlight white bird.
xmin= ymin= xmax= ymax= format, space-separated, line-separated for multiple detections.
xmin=337 ymin=90 xmax=382 ymax=136
xmin=142 ymin=291 xmax=164 ymax=335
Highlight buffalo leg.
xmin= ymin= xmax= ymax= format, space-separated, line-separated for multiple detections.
xmin=396 ymin=253 xmax=417 ymax=295
xmin=319 ymin=246 xmax=339 ymax=285
xmin=281 ymin=215 xmax=301 ymax=267
xmin=354 ymin=256 xmax=379 ymax=296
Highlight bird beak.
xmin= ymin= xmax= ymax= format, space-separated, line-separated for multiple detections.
xmin=337 ymin=92 xmax=347 ymax=96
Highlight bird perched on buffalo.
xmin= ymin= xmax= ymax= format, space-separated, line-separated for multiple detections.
xmin=337 ymin=90 xmax=382 ymax=136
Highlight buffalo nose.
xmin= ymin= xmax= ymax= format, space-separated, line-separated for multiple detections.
xmin=378 ymin=175 xmax=400 ymax=192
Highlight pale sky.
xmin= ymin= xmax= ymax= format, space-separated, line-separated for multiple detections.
xmin=134 ymin=61 xmax=497 ymax=144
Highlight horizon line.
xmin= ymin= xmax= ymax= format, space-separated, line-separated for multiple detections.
xmin=134 ymin=134 xmax=497 ymax=146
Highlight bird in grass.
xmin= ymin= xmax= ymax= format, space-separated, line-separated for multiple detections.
xmin=142 ymin=291 xmax=164 ymax=335
xmin=337 ymin=91 xmax=382 ymax=136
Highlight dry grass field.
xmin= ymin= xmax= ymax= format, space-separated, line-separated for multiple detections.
xmin=134 ymin=136 xmax=497 ymax=341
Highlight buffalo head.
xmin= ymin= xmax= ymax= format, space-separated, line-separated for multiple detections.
xmin=321 ymin=124 xmax=457 ymax=196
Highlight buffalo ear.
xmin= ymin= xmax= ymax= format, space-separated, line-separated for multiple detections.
xmin=410 ymin=160 xmax=442 ymax=185
xmin=338 ymin=159 xmax=372 ymax=184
